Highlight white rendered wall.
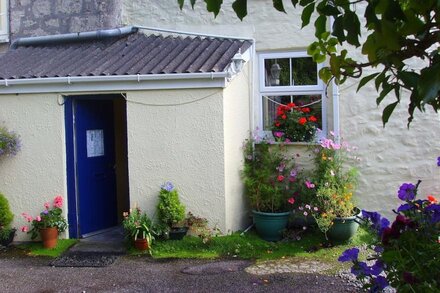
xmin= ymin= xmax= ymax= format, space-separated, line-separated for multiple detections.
xmin=125 ymin=89 xmax=229 ymax=231
xmin=223 ymin=63 xmax=251 ymax=232
xmin=0 ymin=94 xmax=67 ymax=241
xmin=123 ymin=0 xmax=440 ymax=220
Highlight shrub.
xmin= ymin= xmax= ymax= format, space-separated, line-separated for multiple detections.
xmin=0 ymin=193 xmax=14 ymax=228
xmin=157 ymin=182 xmax=186 ymax=228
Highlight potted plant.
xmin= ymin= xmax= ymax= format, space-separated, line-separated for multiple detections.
xmin=242 ymin=133 xmax=299 ymax=241
xmin=0 ymin=125 xmax=21 ymax=158
xmin=21 ymin=195 xmax=68 ymax=248
xmin=0 ymin=193 xmax=16 ymax=247
xmin=156 ymin=181 xmax=187 ymax=240
xmin=302 ymin=133 xmax=360 ymax=242
xmin=122 ymin=207 xmax=155 ymax=252
xmin=271 ymin=103 xmax=319 ymax=142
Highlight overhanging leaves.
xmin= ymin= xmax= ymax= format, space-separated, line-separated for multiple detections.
xmin=382 ymin=101 xmax=399 ymax=126
xmin=357 ymin=72 xmax=379 ymax=92
xmin=205 ymin=0 xmax=223 ymax=17
xmin=232 ymin=0 xmax=247 ymax=20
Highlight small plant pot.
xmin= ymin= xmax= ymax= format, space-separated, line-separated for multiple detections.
xmin=327 ymin=208 xmax=361 ymax=243
xmin=168 ymin=227 xmax=188 ymax=240
xmin=134 ymin=238 xmax=149 ymax=251
xmin=39 ymin=227 xmax=58 ymax=249
xmin=0 ymin=228 xmax=16 ymax=247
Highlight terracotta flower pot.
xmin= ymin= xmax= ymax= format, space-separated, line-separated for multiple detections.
xmin=134 ymin=238 xmax=149 ymax=251
xmin=39 ymin=227 xmax=58 ymax=249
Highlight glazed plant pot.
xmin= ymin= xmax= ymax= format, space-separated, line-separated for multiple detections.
xmin=0 ymin=228 xmax=16 ymax=247
xmin=252 ymin=210 xmax=291 ymax=241
xmin=168 ymin=227 xmax=188 ymax=240
xmin=134 ymin=238 xmax=149 ymax=251
xmin=327 ymin=208 xmax=361 ymax=243
xmin=39 ymin=227 xmax=58 ymax=249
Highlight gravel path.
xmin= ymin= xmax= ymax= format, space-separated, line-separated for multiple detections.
xmin=0 ymin=253 xmax=362 ymax=293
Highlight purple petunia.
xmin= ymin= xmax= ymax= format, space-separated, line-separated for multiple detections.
xmin=398 ymin=183 xmax=416 ymax=201
xmin=371 ymin=276 xmax=389 ymax=291
xmin=362 ymin=210 xmax=390 ymax=237
xmin=437 ymin=157 xmax=440 ymax=167
xmin=338 ymin=248 xmax=360 ymax=262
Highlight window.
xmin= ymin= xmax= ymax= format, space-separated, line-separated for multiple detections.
xmin=258 ymin=51 xmax=327 ymax=139
xmin=0 ymin=0 xmax=9 ymax=43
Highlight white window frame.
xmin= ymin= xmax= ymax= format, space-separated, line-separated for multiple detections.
xmin=258 ymin=51 xmax=327 ymax=139
xmin=0 ymin=0 xmax=9 ymax=43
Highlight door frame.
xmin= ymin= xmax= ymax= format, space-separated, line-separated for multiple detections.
xmin=64 ymin=94 xmax=127 ymax=238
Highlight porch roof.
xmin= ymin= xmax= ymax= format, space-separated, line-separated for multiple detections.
xmin=0 ymin=27 xmax=252 ymax=80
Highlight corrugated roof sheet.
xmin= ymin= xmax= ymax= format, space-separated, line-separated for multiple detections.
xmin=0 ymin=32 xmax=252 ymax=80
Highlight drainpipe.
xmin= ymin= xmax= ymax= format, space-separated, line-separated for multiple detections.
xmin=11 ymin=26 xmax=139 ymax=49
xmin=329 ymin=17 xmax=341 ymax=143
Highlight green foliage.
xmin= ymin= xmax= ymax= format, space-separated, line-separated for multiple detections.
xmin=157 ymin=183 xmax=186 ymax=228
xmin=0 ymin=193 xmax=14 ymax=228
xmin=178 ymin=0 xmax=440 ymax=126
xmin=242 ymin=135 xmax=298 ymax=212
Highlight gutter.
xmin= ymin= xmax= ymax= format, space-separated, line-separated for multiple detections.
xmin=0 ymin=73 xmax=229 ymax=94
xmin=10 ymin=26 xmax=138 ymax=49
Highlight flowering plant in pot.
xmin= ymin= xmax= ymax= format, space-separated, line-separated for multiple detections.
xmin=0 ymin=193 xmax=16 ymax=247
xmin=122 ymin=207 xmax=155 ymax=252
xmin=21 ymin=195 xmax=68 ymax=248
xmin=339 ymin=164 xmax=440 ymax=292
xmin=156 ymin=182 xmax=187 ymax=240
xmin=301 ymin=133 xmax=359 ymax=240
xmin=242 ymin=133 xmax=300 ymax=241
xmin=0 ymin=125 xmax=21 ymax=158
xmin=271 ymin=103 xmax=319 ymax=142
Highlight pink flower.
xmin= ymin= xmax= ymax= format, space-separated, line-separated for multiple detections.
xmin=21 ymin=213 xmax=33 ymax=223
xmin=288 ymin=197 xmax=295 ymax=205
xmin=313 ymin=207 xmax=319 ymax=211
xmin=277 ymin=175 xmax=285 ymax=182
xmin=305 ymin=181 xmax=315 ymax=189
xmin=36 ymin=216 xmax=41 ymax=222
xmin=21 ymin=226 xmax=28 ymax=232
xmin=44 ymin=202 xmax=50 ymax=209
xmin=303 ymin=211 xmax=308 ymax=216
xmin=53 ymin=195 xmax=63 ymax=208
xmin=305 ymin=204 xmax=311 ymax=210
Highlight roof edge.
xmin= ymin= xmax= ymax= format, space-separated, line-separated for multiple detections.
xmin=0 ymin=72 xmax=229 ymax=94
xmin=10 ymin=26 xmax=139 ymax=49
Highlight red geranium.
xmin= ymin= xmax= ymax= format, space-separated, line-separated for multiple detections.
xmin=298 ymin=117 xmax=307 ymax=125
xmin=308 ymin=115 xmax=317 ymax=122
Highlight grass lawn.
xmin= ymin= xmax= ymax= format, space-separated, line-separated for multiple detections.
xmin=18 ymin=239 xmax=78 ymax=257
xmin=149 ymin=227 xmax=375 ymax=267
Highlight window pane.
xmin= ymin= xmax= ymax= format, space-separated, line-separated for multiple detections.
xmin=264 ymin=57 xmax=318 ymax=87
xmin=262 ymin=95 xmax=322 ymax=131
xmin=264 ymin=58 xmax=290 ymax=86
xmin=291 ymin=57 xmax=317 ymax=85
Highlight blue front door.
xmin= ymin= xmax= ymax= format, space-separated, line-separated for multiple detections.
xmin=75 ymin=99 xmax=118 ymax=236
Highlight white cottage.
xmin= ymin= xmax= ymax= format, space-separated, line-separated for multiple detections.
xmin=1 ymin=0 xmax=439 ymax=241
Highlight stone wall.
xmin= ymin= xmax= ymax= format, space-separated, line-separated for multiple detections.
xmin=9 ymin=0 xmax=123 ymax=40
